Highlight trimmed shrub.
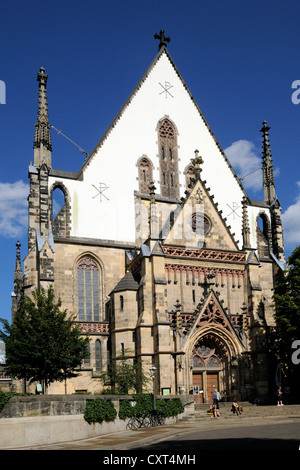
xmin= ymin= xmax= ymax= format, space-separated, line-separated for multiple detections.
xmin=84 ymin=398 xmax=117 ymax=424
xmin=157 ymin=398 xmax=184 ymax=417
xmin=119 ymin=399 xmax=135 ymax=420
xmin=133 ymin=393 xmax=154 ymax=416
xmin=118 ymin=394 xmax=184 ymax=420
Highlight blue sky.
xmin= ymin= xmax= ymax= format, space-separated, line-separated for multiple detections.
xmin=0 ymin=0 xmax=300 ymax=324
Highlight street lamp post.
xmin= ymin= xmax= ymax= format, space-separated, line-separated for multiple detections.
xmin=149 ymin=366 xmax=157 ymax=411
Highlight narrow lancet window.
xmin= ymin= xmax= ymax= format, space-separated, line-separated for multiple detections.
xmin=138 ymin=157 xmax=152 ymax=193
xmin=77 ymin=257 xmax=100 ymax=322
xmin=158 ymin=118 xmax=179 ymax=199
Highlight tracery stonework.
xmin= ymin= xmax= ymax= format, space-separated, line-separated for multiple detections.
xmin=165 ymin=264 xmax=245 ymax=288
xmin=158 ymin=118 xmax=179 ymax=199
xmin=192 ymin=334 xmax=232 ymax=368
xmin=198 ymin=299 xmax=229 ymax=329
xmin=192 ymin=343 xmax=222 ymax=369
xmin=169 ymin=312 xmax=250 ymax=328
xmin=77 ymin=257 xmax=100 ymax=322
xmin=75 ymin=322 xmax=109 ymax=334
xmin=163 ymin=245 xmax=246 ymax=263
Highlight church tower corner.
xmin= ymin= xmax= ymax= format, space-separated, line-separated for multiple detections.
xmin=33 ymin=67 xmax=52 ymax=169
xmin=25 ymin=67 xmax=55 ymax=294
xmin=11 ymin=241 xmax=23 ymax=321
xmin=260 ymin=121 xmax=285 ymax=263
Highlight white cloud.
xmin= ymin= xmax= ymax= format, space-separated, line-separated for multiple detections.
xmin=225 ymin=139 xmax=281 ymax=195
xmin=282 ymin=182 xmax=300 ymax=248
xmin=224 ymin=140 xmax=262 ymax=192
xmin=0 ymin=180 xmax=29 ymax=238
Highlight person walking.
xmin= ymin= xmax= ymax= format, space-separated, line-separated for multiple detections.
xmin=277 ymin=386 xmax=284 ymax=406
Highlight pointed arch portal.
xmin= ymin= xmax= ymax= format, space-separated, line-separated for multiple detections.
xmin=189 ymin=326 xmax=241 ymax=404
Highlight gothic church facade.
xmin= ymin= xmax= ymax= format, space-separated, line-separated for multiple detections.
xmin=12 ymin=33 xmax=285 ymax=401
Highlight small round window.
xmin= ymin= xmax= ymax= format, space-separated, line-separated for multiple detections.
xmin=191 ymin=213 xmax=211 ymax=235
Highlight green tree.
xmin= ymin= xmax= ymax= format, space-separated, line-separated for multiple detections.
xmin=0 ymin=286 xmax=89 ymax=391
xmin=272 ymin=245 xmax=300 ymax=396
xmin=99 ymin=352 xmax=150 ymax=394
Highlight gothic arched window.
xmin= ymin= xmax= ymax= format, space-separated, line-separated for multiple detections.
xmin=185 ymin=165 xmax=195 ymax=189
xmin=51 ymin=183 xmax=71 ymax=238
xmin=84 ymin=342 xmax=90 ymax=366
xmin=138 ymin=157 xmax=152 ymax=193
xmin=158 ymin=118 xmax=179 ymax=199
xmin=95 ymin=339 xmax=102 ymax=371
xmin=257 ymin=213 xmax=271 ymax=258
xmin=192 ymin=342 xmax=222 ymax=369
xmin=77 ymin=257 xmax=100 ymax=322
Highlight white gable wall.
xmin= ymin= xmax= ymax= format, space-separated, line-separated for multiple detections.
xmin=248 ymin=205 xmax=272 ymax=249
xmin=49 ymin=51 xmax=246 ymax=246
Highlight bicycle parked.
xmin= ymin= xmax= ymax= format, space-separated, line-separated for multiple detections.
xmin=126 ymin=414 xmax=152 ymax=430
xmin=126 ymin=411 xmax=165 ymax=430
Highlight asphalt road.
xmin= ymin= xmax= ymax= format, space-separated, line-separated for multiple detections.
xmin=141 ymin=421 xmax=300 ymax=451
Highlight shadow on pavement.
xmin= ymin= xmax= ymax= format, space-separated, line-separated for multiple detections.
xmin=143 ymin=437 xmax=299 ymax=451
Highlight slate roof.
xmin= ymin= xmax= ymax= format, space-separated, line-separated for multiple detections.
xmin=112 ymin=271 xmax=139 ymax=293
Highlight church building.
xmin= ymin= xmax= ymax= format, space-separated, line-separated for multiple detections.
xmin=12 ymin=32 xmax=285 ymax=401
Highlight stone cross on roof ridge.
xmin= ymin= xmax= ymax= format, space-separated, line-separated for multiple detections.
xmin=154 ymin=30 xmax=171 ymax=50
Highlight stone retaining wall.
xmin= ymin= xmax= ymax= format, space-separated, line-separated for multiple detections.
xmin=0 ymin=414 xmax=128 ymax=449
xmin=0 ymin=394 xmax=113 ymax=418
xmin=0 ymin=394 xmax=194 ymax=449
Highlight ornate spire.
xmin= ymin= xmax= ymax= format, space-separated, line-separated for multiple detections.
xmin=154 ymin=30 xmax=170 ymax=50
xmin=148 ymin=181 xmax=159 ymax=238
xmin=12 ymin=241 xmax=23 ymax=318
xmin=33 ymin=67 xmax=52 ymax=167
xmin=14 ymin=241 xmax=22 ymax=274
xmin=242 ymin=196 xmax=251 ymax=249
xmin=174 ymin=299 xmax=183 ymax=336
xmin=260 ymin=121 xmax=285 ymax=262
xmin=260 ymin=121 xmax=275 ymax=203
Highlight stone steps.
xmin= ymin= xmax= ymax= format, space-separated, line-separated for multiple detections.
xmin=192 ymin=403 xmax=300 ymax=420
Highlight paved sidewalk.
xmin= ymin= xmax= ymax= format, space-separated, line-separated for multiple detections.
xmin=23 ymin=405 xmax=300 ymax=451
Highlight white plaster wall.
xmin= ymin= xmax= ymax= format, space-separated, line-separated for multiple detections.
xmin=49 ymin=51 xmax=246 ymax=246
xmin=248 ymin=205 xmax=271 ymax=249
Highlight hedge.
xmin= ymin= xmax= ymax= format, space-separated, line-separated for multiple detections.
xmin=84 ymin=394 xmax=185 ymax=424
xmin=84 ymin=398 xmax=117 ymax=424
xmin=119 ymin=394 xmax=184 ymax=420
